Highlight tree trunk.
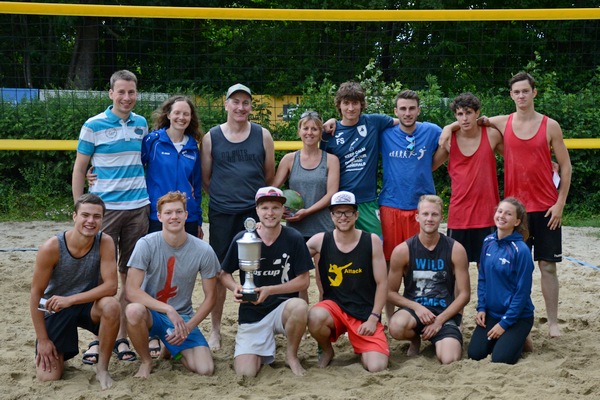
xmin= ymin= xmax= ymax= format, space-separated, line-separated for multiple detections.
xmin=67 ymin=17 xmax=99 ymax=89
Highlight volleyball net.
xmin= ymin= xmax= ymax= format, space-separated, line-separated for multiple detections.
xmin=1 ymin=2 xmax=599 ymax=150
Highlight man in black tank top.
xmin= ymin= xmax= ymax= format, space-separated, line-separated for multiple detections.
xmin=307 ymin=191 xmax=389 ymax=372
xmin=30 ymin=194 xmax=120 ymax=390
xmin=388 ymin=195 xmax=470 ymax=365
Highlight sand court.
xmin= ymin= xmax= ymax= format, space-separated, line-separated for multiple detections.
xmin=1 ymin=221 xmax=599 ymax=399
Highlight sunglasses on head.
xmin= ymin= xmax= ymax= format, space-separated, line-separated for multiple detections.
xmin=301 ymin=110 xmax=321 ymax=119
xmin=406 ymin=135 xmax=415 ymax=152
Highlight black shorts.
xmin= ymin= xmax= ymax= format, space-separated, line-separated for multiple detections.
xmin=208 ymin=207 xmax=259 ymax=262
xmin=403 ymin=307 xmax=463 ymax=346
xmin=37 ymin=302 xmax=99 ymax=361
xmin=447 ymin=226 xmax=496 ymax=263
xmin=527 ymin=211 xmax=562 ymax=262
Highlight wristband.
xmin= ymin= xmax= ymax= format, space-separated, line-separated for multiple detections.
xmin=370 ymin=312 xmax=381 ymax=319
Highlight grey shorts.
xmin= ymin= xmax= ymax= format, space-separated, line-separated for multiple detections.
xmin=234 ymin=299 xmax=290 ymax=364
xmin=102 ymin=205 xmax=150 ymax=273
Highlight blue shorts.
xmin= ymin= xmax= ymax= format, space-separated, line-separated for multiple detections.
xmin=148 ymin=310 xmax=208 ymax=358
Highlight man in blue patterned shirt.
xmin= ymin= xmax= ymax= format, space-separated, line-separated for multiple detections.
xmin=72 ymin=69 xmax=150 ymax=364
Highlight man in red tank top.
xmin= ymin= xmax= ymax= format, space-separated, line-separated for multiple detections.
xmin=483 ymin=72 xmax=572 ymax=338
xmin=437 ymin=93 xmax=504 ymax=267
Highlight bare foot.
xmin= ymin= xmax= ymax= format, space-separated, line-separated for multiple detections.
xmin=549 ymin=323 xmax=561 ymax=338
xmin=523 ymin=334 xmax=533 ymax=353
xmin=286 ymin=356 xmax=306 ymax=376
xmin=407 ymin=337 xmax=421 ymax=357
xmin=134 ymin=361 xmax=153 ymax=379
xmin=96 ymin=370 xmax=114 ymax=390
xmin=317 ymin=345 xmax=334 ymax=368
xmin=208 ymin=331 xmax=221 ymax=351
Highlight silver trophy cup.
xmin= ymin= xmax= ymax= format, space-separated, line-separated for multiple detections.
xmin=237 ymin=218 xmax=262 ymax=302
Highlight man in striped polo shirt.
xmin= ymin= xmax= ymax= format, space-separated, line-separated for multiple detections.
xmin=72 ymin=69 xmax=150 ymax=364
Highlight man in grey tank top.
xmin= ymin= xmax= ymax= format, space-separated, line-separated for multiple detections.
xmin=387 ymin=195 xmax=470 ymax=365
xmin=30 ymin=194 xmax=120 ymax=390
xmin=201 ymin=83 xmax=275 ymax=350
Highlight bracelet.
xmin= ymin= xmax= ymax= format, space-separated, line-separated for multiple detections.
xmin=370 ymin=312 xmax=381 ymax=319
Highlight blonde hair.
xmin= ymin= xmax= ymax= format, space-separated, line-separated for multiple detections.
xmin=298 ymin=111 xmax=323 ymax=136
xmin=417 ymin=194 xmax=444 ymax=213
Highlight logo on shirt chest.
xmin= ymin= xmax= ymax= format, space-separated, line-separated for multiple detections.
xmin=358 ymin=125 xmax=367 ymax=137
xmin=105 ymin=128 xmax=117 ymax=139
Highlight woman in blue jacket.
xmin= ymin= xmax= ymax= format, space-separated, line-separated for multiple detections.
xmin=143 ymin=95 xmax=203 ymax=238
xmin=467 ymin=197 xmax=534 ymax=364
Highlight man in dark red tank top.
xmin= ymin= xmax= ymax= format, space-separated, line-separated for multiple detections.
xmin=483 ymin=72 xmax=572 ymax=338
xmin=437 ymin=93 xmax=504 ymax=267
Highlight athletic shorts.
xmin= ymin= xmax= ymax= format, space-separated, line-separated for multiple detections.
xmin=447 ymin=226 xmax=495 ymax=263
xmin=356 ymin=200 xmax=382 ymax=237
xmin=380 ymin=206 xmax=419 ymax=261
xmin=148 ymin=310 xmax=208 ymax=359
xmin=208 ymin=207 xmax=259 ymax=262
xmin=234 ymin=299 xmax=290 ymax=364
xmin=102 ymin=205 xmax=150 ymax=273
xmin=403 ymin=307 xmax=463 ymax=346
xmin=526 ymin=211 xmax=562 ymax=262
xmin=36 ymin=302 xmax=98 ymax=361
xmin=315 ymin=300 xmax=389 ymax=356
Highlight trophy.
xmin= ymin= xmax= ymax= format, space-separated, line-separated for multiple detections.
xmin=237 ymin=218 xmax=262 ymax=302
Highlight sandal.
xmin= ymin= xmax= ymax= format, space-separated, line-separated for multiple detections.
xmin=112 ymin=338 xmax=137 ymax=362
xmin=82 ymin=340 xmax=99 ymax=365
xmin=149 ymin=335 xmax=162 ymax=359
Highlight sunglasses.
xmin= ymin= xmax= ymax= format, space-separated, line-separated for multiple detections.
xmin=406 ymin=135 xmax=415 ymax=152
xmin=301 ymin=110 xmax=321 ymax=119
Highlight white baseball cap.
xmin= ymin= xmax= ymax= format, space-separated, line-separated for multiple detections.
xmin=329 ymin=191 xmax=357 ymax=210
xmin=226 ymin=83 xmax=252 ymax=99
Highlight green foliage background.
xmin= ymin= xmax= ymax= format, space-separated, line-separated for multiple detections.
xmin=0 ymin=62 xmax=598 ymax=222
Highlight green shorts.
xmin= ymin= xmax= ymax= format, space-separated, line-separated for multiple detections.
xmin=356 ymin=200 xmax=382 ymax=237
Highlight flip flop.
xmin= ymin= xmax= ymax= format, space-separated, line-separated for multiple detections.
xmin=149 ymin=335 xmax=162 ymax=359
xmin=112 ymin=338 xmax=137 ymax=362
xmin=82 ymin=340 xmax=99 ymax=365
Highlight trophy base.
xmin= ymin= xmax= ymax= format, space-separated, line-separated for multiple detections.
xmin=241 ymin=291 xmax=259 ymax=302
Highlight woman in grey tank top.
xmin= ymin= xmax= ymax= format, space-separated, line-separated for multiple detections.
xmin=272 ymin=111 xmax=340 ymax=239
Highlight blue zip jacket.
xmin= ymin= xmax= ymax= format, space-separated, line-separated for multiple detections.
xmin=478 ymin=231 xmax=534 ymax=330
xmin=142 ymin=128 xmax=202 ymax=224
